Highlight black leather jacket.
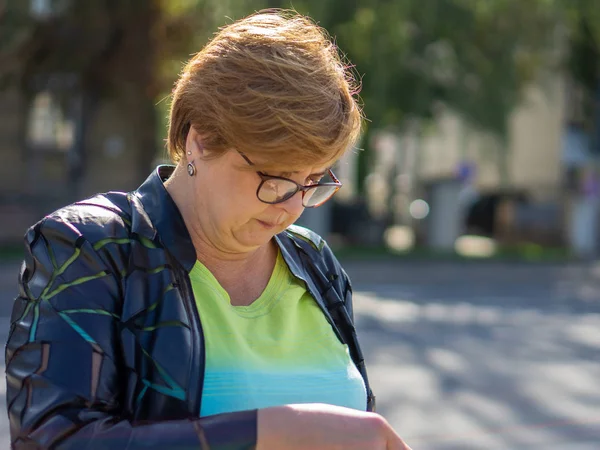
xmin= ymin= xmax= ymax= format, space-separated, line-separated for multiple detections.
xmin=6 ymin=165 xmax=374 ymax=450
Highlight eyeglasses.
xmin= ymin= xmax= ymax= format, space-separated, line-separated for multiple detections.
xmin=238 ymin=152 xmax=342 ymax=208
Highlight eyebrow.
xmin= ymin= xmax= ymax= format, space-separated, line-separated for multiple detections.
xmin=239 ymin=152 xmax=328 ymax=178
xmin=279 ymin=170 xmax=327 ymax=178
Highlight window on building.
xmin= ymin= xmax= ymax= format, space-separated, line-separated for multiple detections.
xmin=26 ymin=90 xmax=75 ymax=152
xmin=30 ymin=0 xmax=69 ymax=20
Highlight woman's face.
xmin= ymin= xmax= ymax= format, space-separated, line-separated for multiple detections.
xmin=186 ymin=129 xmax=329 ymax=254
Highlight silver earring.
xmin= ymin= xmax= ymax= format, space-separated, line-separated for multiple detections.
xmin=187 ymin=162 xmax=196 ymax=177
xmin=187 ymin=151 xmax=192 ymax=155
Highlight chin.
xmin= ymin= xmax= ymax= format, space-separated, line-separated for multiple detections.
xmin=238 ymin=231 xmax=275 ymax=249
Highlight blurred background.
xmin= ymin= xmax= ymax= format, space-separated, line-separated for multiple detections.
xmin=1 ymin=1 xmax=600 ymax=449
xmin=2 ymin=0 xmax=600 ymax=259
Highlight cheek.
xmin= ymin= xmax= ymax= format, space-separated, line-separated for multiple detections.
xmin=211 ymin=177 xmax=267 ymax=223
xmin=284 ymin=210 xmax=303 ymax=227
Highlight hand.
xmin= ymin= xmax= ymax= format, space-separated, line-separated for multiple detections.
xmin=257 ymin=403 xmax=412 ymax=450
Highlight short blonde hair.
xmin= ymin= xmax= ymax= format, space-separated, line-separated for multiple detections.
xmin=167 ymin=9 xmax=363 ymax=171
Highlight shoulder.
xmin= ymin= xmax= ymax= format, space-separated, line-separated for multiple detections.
xmin=22 ymin=193 xmax=133 ymax=292
xmin=285 ymin=224 xmax=326 ymax=252
xmin=283 ymin=225 xmax=354 ymax=320
xmin=283 ymin=224 xmax=350 ymax=286
xmin=27 ymin=192 xmax=133 ymax=248
xmin=20 ymin=192 xmax=134 ymax=302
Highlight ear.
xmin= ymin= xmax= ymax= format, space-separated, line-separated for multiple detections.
xmin=185 ymin=125 xmax=208 ymax=159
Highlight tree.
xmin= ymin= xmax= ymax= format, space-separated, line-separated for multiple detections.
xmin=279 ymin=0 xmax=563 ymax=190
xmin=1 ymin=1 xmax=164 ymax=186
xmin=562 ymin=0 xmax=600 ymax=155
xmin=1 ymin=0 xmax=585 ymax=190
xmin=0 ymin=0 xmax=260 ymax=189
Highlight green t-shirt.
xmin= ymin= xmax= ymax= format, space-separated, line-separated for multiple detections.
xmin=189 ymin=250 xmax=367 ymax=417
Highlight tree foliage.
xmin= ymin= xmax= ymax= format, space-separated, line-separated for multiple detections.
xmin=283 ymin=0 xmax=563 ymax=138
xmin=1 ymin=0 xmax=599 ymax=173
xmin=562 ymin=0 xmax=600 ymax=139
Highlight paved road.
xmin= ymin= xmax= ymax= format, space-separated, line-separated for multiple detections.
xmin=344 ymin=260 xmax=600 ymax=450
xmin=0 ymin=262 xmax=17 ymax=449
xmin=1 ymin=259 xmax=599 ymax=449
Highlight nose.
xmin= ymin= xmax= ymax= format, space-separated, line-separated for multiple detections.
xmin=277 ymin=190 xmax=305 ymax=216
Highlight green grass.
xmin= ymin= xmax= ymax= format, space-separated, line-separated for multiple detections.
xmin=334 ymin=243 xmax=574 ymax=264
xmin=1 ymin=240 xmax=573 ymax=265
xmin=0 ymin=244 xmax=24 ymax=262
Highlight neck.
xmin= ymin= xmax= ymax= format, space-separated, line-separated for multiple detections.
xmin=164 ymin=162 xmax=275 ymax=270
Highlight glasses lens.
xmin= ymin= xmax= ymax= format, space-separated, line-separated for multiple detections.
xmin=258 ymin=179 xmax=298 ymax=203
xmin=303 ymin=185 xmax=338 ymax=207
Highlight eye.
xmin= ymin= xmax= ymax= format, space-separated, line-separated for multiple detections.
xmin=307 ymin=174 xmax=325 ymax=185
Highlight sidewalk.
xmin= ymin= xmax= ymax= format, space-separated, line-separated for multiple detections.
xmin=0 ymin=261 xmax=19 ymax=289
xmin=3 ymin=257 xmax=600 ymax=300
xmin=1 ymin=257 xmax=599 ymax=448
xmin=342 ymin=257 xmax=600 ymax=286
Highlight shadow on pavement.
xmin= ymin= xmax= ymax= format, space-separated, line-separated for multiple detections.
xmin=352 ymin=266 xmax=600 ymax=449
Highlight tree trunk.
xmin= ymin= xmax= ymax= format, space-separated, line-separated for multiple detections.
xmin=110 ymin=0 xmax=160 ymax=183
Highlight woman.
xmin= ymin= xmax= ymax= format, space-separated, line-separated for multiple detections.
xmin=6 ymin=9 xmax=411 ymax=450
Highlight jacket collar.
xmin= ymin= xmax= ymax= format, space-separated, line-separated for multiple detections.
xmin=132 ymin=165 xmax=339 ymax=345
xmin=133 ymin=165 xmax=198 ymax=272
xmin=132 ymin=165 xmax=310 ymax=277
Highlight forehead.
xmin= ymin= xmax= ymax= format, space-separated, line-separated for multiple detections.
xmin=265 ymin=164 xmax=330 ymax=177
xmin=241 ymin=152 xmax=332 ymax=176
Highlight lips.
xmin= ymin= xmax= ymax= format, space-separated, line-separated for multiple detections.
xmin=257 ymin=219 xmax=283 ymax=229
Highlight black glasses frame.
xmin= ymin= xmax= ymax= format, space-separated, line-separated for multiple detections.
xmin=238 ymin=152 xmax=342 ymax=208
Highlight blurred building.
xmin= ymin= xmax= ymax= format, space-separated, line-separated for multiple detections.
xmin=2 ymin=72 xmax=593 ymax=250
xmin=0 ymin=0 xmax=160 ymax=246
xmin=375 ymin=71 xmax=598 ymax=253
xmin=418 ymin=74 xmax=566 ymax=245
xmin=0 ymin=84 xmax=150 ymax=244
xmin=1 ymin=4 xmax=598 ymax=254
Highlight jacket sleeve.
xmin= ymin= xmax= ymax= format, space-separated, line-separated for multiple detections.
xmin=340 ymin=268 xmax=354 ymax=322
xmin=5 ymin=216 xmax=257 ymax=450
xmin=323 ymin=244 xmax=376 ymax=413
